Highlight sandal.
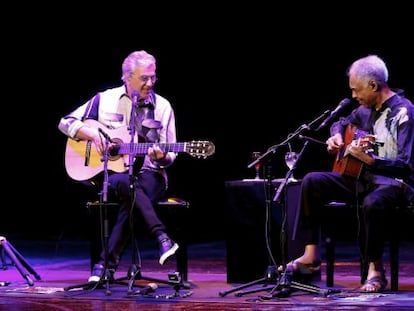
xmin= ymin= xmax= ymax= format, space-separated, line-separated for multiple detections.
xmin=360 ymin=273 xmax=388 ymax=293
xmin=287 ymin=260 xmax=322 ymax=282
xmin=288 ymin=260 xmax=321 ymax=275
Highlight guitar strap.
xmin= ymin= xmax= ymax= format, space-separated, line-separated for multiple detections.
xmin=136 ymin=92 xmax=161 ymax=143
xmin=81 ymin=93 xmax=100 ymax=121
xmin=134 ymin=96 xmax=161 ymax=173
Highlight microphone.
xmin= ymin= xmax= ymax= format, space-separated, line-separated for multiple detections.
xmin=315 ymin=98 xmax=352 ymax=131
xmin=133 ymin=282 xmax=158 ymax=295
xmin=132 ymin=90 xmax=140 ymax=106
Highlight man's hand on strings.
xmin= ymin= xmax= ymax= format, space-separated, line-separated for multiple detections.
xmin=326 ymin=133 xmax=344 ymax=154
xmin=148 ymin=144 xmax=167 ymax=161
xmin=348 ymin=139 xmax=375 ymax=165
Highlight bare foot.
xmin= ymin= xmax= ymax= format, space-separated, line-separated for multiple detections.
xmin=360 ymin=273 xmax=387 ymax=293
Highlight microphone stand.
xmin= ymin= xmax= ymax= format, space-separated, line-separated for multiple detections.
xmin=64 ymin=129 xmax=114 ymax=295
xmin=219 ymin=154 xmax=280 ymax=298
xmin=100 ymin=132 xmax=113 ymax=295
xmin=263 ymin=111 xmax=338 ymax=299
xmin=124 ymin=93 xmax=141 ymax=295
xmin=269 ymin=108 xmax=330 ymax=207
xmin=219 ymin=110 xmax=333 ymax=298
xmin=247 ymin=108 xmax=328 ymax=174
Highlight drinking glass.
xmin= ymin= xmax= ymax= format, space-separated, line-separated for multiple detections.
xmin=284 ymin=151 xmax=299 ymax=181
xmin=251 ymin=152 xmax=262 ymax=180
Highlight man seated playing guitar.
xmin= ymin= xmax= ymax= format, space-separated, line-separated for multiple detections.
xmin=284 ymin=55 xmax=414 ymax=293
xmin=59 ymin=50 xmax=185 ymax=283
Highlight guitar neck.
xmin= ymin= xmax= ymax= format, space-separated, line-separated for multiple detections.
xmin=117 ymin=142 xmax=186 ymax=155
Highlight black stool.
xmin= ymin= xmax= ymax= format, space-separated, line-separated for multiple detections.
xmin=323 ymin=201 xmax=413 ymax=291
xmin=155 ymin=197 xmax=190 ymax=282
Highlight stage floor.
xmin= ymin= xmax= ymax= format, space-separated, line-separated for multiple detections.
xmin=0 ymin=238 xmax=414 ymax=310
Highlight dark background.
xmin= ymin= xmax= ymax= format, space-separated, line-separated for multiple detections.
xmin=2 ymin=5 xmax=413 ymax=243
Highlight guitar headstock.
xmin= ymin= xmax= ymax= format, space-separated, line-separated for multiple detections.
xmin=185 ymin=141 xmax=215 ymax=159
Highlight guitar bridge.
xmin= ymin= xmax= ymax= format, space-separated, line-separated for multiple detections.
xmin=85 ymin=141 xmax=91 ymax=166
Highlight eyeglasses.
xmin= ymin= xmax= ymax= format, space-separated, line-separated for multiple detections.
xmin=137 ymin=75 xmax=157 ymax=83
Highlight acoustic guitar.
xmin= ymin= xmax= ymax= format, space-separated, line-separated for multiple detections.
xmin=65 ymin=119 xmax=216 ymax=181
xmin=332 ymin=124 xmax=375 ymax=178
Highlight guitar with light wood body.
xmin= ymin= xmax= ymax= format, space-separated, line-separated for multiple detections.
xmin=65 ymin=119 xmax=215 ymax=181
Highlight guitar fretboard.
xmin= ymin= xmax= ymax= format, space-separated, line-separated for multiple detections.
xmin=117 ymin=143 xmax=187 ymax=155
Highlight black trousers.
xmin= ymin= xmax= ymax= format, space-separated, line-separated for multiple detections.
xmin=97 ymin=170 xmax=167 ymax=269
xmin=299 ymin=171 xmax=406 ymax=262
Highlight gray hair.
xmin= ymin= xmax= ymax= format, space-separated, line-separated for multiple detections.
xmin=347 ymin=54 xmax=389 ymax=89
xmin=121 ymin=50 xmax=156 ymax=82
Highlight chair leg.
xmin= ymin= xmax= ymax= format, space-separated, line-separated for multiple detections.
xmin=176 ymin=242 xmax=188 ymax=282
xmin=358 ymin=231 xmax=368 ymax=285
xmin=359 ymin=256 xmax=368 ymax=285
xmin=156 ymin=199 xmax=189 ymax=282
xmin=325 ymin=236 xmax=335 ymax=287
xmin=389 ymin=223 xmax=399 ymax=291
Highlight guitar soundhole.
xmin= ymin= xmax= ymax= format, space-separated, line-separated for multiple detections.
xmin=108 ymin=138 xmax=123 ymax=160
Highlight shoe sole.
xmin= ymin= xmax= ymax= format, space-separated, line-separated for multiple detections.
xmin=159 ymin=243 xmax=179 ymax=265
xmin=88 ymin=276 xmax=100 ymax=283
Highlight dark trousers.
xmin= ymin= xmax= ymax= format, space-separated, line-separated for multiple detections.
xmin=98 ymin=170 xmax=167 ymax=269
xmin=299 ymin=171 xmax=406 ymax=262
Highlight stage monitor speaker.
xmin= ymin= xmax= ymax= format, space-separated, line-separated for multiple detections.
xmin=225 ymin=179 xmax=303 ymax=283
